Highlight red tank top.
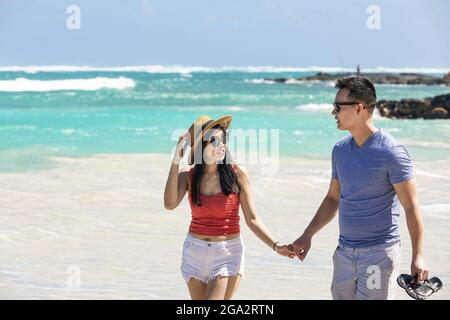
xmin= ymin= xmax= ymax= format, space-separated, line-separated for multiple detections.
xmin=188 ymin=167 xmax=240 ymax=236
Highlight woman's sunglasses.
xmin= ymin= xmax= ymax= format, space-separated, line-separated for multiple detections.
xmin=207 ymin=133 xmax=227 ymax=147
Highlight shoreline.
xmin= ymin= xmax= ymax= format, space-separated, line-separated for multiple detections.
xmin=2 ymin=149 xmax=450 ymax=174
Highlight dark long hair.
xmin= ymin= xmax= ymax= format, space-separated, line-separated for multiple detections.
xmin=191 ymin=125 xmax=239 ymax=207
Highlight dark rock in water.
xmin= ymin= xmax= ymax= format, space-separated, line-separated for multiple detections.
xmin=444 ymin=72 xmax=450 ymax=83
xmin=430 ymin=92 xmax=450 ymax=110
xmin=264 ymin=71 xmax=450 ymax=86
xmin=427 ymin=107 xmax=448 ymax=119
xmin=261 ymin=70 xmax=450 ymax=119
xmin=376 ymin=93 xmax=450 ymax=119
xmin=271 ymin=77 xmax=289 ymax=83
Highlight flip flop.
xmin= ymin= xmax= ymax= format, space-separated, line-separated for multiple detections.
xmin=397 ymin=274 xmax=416 ymax=289
xmin=405 ymin=277 xmax=443 ymax=300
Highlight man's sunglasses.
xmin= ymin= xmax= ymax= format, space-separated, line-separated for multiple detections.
xmin=332 ymin=101 xmax=362 ymax=113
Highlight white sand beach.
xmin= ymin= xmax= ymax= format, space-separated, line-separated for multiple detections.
xmin=0 ymin=153 xmax=448 ymax=299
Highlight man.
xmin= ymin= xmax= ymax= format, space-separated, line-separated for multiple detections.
xmin=292 ymin=76 xmax=428 ymax=300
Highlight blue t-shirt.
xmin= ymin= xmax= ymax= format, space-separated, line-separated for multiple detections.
xmin=332 ymin=129 xmax=414 ymax=248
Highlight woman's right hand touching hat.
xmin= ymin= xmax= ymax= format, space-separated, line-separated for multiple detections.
xmin=173 ymin=132 xmax=189 ymax=165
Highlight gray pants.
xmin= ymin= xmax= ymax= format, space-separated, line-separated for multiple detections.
xmin=331 ymin=241 xmax=401 ymax=300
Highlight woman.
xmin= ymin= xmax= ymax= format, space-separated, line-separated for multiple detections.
xmin=164 ymin=115 xmax=294 ymax=300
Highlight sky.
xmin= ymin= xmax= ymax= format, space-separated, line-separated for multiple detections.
xmin=0 ymin=0 xmax=449 ymax=68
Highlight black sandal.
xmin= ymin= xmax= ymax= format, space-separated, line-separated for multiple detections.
xmin=405 ymin=277 xmax=443 ymax=300
xmin=397 ymin=274 xmax=416 ymax=289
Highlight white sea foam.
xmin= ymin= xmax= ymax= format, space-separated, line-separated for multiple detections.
xmin=246 ymin=78 xmax=335 ymax=86
xmin=384 ymin=127 xmax=402 ymax=133
xmin=0 ymin=77 xmax=136 ymax=92
xmin=173 ymin=105 xmax=248 ymax=112
xmin=225 ymin=106 xmax=245 ymax=111
xmin=285 ymin=79 xmax=306 ymax=84
xmin=0 ymin=65 xmax=353 ymax=74
xmin=1 ymin=65 xmax=447 ymax=74
xmin=245 ymin=79 xmax=276 ymax=84
xmin=296 ymin=103 xmax=332 ymax=111
xmin=60 ymin=128 xmax=75 ymax=136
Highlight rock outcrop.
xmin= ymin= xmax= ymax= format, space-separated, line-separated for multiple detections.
xmin=376 ymin=93 xmax=450 ymax=119
xmin=265 ymin=72 xmax=450 ymax=86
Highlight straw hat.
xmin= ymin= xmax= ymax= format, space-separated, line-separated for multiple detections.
xmin=187 ymin=115 xmax=232 ymax=165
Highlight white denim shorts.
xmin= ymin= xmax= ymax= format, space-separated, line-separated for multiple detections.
xmin=180 ymin=233 xmax=245 ymax=284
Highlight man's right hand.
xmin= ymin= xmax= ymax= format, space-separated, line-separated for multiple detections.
xmin=291 ymin=233 xmax=312 ymax=261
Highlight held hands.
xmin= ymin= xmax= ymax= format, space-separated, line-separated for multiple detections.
xmin=274 ymin=242 xmax=296 ymax=259
xmin=291 ymin=233 xmax=312 ymax=261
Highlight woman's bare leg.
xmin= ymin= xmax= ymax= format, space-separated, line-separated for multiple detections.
xmin=205 ymin=275 xmax=241 ymax=300
xmin=187 ymin=278 xmax=208 ymax=300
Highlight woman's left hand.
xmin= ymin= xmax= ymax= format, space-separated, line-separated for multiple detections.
xmin=275 ymin=243 xmax=296 ymax=259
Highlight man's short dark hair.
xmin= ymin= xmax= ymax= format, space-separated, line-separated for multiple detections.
xmin=335 ymin=76 xmax=377 ymax=111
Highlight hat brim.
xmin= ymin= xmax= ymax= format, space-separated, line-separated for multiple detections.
xmin=188 ymin=115 xmax=232 ymax=165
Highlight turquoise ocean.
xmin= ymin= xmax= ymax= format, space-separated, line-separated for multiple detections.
xmin=1 ymin=67 xmax=449 ymax=172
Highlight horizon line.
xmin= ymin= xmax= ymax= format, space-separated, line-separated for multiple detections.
xmin=0 ymin=65 xmax=449 ymax=74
